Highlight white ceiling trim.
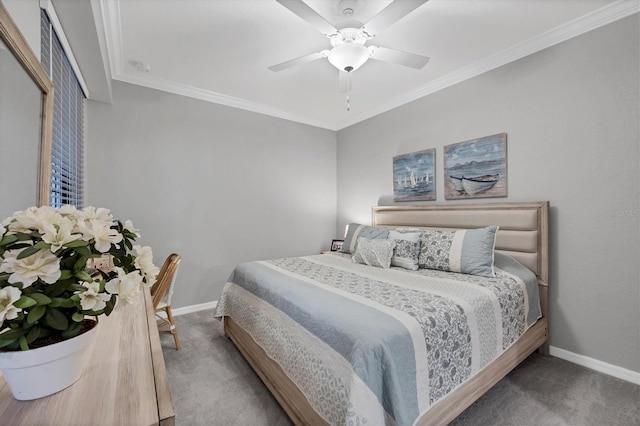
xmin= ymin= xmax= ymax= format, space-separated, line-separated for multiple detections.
xmin=99 ymin=0 xmax=335 ymax=129
xmin=100 ymin=0 xmax=638 ymax=132
xmin=99 ymin=0 xmax=123 ymax=84
xmin=115 ymin=71 xmax=337 ymax=129
xmin=336 ymin=0 xmax=639 ymax=129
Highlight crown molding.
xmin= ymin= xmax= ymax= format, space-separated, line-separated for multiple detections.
xmin=100 ymin=0 xmax=638 ymax=131
xmin=100 ymin=0 xmax=335 ymax=129
xmin=336 ymin=0 xmax=639 ymax=130
xmin=100 ymin=0 xmax=123 ymax=81
xmin=114 ymin=71 xmax=337 ymax=130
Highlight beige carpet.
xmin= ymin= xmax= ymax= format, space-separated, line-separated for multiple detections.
xmin=160 ymin=310 xmax=639 ymax=426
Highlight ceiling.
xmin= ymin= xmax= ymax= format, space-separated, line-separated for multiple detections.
xmin=66 ymin=0 xmax=635 ymax=130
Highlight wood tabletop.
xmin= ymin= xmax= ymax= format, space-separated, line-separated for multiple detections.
xmin=0 ymin=287 xmax=175 ymax=425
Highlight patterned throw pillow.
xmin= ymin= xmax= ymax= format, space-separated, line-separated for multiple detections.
xmin=388 ymin=230 xmax=421 ymax=271
xmin=418 ymin=225 xmax=499 ymax=277
xmin=352 ymin=237 xmax=396 ymax=269
xmin=341 ymin=224 xmax=390 ymax=254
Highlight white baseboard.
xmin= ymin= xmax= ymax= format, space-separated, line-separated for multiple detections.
xmin=169 ymin=303 xmax=639 ymax=386
xmin=171 ymin=300 xmax=217 ymax=317
xmin=550 ymin=345 xmax=640 ymax=385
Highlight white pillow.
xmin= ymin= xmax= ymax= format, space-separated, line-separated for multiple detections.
xmin=388 ymin=230 xmax=421 ymax=271
xmin=352 ymin=237 xmax=396 ymax=269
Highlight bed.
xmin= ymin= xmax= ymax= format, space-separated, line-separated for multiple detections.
xmin=214 ymin=202 xmax=549 ymax=425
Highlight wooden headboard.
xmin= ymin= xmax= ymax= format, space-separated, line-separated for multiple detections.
xmin=372 ymin=202 xmax=549 ymax=322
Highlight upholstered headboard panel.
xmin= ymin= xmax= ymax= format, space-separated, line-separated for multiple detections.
xmin=372 ymin=202 xmax=549 ymax=284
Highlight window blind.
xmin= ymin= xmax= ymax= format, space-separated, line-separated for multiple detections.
xmin=41 ymin=10 xmax=85 ymax=208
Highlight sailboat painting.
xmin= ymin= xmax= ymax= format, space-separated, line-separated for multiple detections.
xmin=393 ymin=148 xmax=436 ymax=201
xmin=444 ymin=133 xmax=507 ymax=200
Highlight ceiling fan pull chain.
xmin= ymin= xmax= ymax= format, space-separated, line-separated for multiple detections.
xmin=346 ymin=71 xmax=352 ymax=111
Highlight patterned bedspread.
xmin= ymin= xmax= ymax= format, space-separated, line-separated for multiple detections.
xmin=214 ymin=252 xmax=540 ymax=425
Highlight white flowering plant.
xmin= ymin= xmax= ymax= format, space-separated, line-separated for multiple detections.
xmin=0 ymin=206 xmax=159 ymax=351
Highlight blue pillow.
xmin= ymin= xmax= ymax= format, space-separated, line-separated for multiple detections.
xmin=341 ymin=223 xmax=389 ymax=254
xmin=418 ymin=226 xmax=498 ymax=277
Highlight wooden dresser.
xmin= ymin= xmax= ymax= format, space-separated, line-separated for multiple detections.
xmin=0 ymin=287 xmax=175 ymax=425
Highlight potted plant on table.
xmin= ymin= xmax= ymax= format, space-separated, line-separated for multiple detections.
xmin=0 ymin=205 xmax=159 ymax=400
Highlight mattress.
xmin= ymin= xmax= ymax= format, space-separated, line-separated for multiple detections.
xmin=214 ymin=251 xmax=540 ymax=425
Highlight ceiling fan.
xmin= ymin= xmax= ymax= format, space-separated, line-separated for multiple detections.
xmin=269 ymin=0 xmax=430 ymax=92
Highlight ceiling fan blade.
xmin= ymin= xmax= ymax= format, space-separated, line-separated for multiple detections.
xmin=276 ymin=0 xmax=339 ymax=37
xmin=339 ymin=70 xmax=351 ymax=93
xmin=269 ymin=51 xmax=327 ymax=72
xmin=361 ymin=0 xmax=429 ymax=38
xmin=369 ymin=46 xmax=430 ymax=69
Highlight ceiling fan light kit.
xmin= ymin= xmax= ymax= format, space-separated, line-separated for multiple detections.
xmin=327 ymin=43 xmax=369 ymax=72
xmin=271 ymin=0 xmax=430 ymax=109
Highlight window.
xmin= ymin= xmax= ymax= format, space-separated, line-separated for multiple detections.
xmin=41 ymin=9 xmax=85 ymax=208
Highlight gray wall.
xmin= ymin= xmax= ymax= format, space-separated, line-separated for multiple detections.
xmin=337 ymin=16 xmax=639 ymax=373
xmin=86 ymin=81 xmax=337 ymax=309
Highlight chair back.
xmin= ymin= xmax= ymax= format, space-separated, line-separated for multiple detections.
xmin=151 ymin=253 xmax=181 ymax=310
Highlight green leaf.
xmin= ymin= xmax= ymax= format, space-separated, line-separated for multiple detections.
xmin=69 ymin=283 xmax=87 ymax=292
xmin=0 ymin=234 xmax=18 ymax=247
xmin=74 ymin=271 xmax=93 ymax=282
xmin=49 ymin=297 xmax=75 ymax=308
xmin=45 ymin=307 xmax=69 ymax=331
xmin=29 ymin=293 xmax=52 ymax=305
xmin=74 ymin=255 xmax=90 ymax=273
xmin=0 ymin=328 xmax=27 ymax=347
xmin=19 ymin=335 xmax=29 ymax=351
xmin=27 ymin=304 xmax=46 ymax=324
xmin=0 ymin=339 xmax=16 ymax=349
xmin=58 ymin=269 xmax=73 ymax=280
xmin=16 ymin=245 xmax=42 ymax=259
xmin=43 ymin=280 xmax=69 ymax=297
xmin=13 ymin=295 xmax=37 ymax=309
xmin=26 ymin=326 xmax=40 ymax=344
xmin=103 ymin=296 xmax=116 ymax=316
xmin=71 ymin=312 xmax=85 ymax=323
xmin=62 ymin=321 xmax=82 ymax=339
xmin=74 ymin=246 xmax=91 ymax=257
xmin=63 ymin=239 xmax=87 ymax=248
xmin=33 ymin=241 xmax=51 ymax=250
xmin=12 ymin=232 xmax=36 ymax=241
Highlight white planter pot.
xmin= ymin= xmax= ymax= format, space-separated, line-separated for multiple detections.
xmin=0 ymin=321 xmax=99 ymax=400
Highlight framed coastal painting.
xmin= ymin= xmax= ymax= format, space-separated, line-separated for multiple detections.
xmin=444 ymin=133 xmax=507 ymax=200
xmin=393 ymin=148 xmax=435 ymax=202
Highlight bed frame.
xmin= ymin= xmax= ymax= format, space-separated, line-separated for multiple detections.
xmin=224 ymin=201 xmax=549 ymax=425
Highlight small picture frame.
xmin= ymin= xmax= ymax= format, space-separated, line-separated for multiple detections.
xmin=330 ymin=239 xmax=344 ymax=251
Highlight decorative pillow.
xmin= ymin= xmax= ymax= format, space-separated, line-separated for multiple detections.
xmin=418 ymin=225 xmax=499 ymax=277
xmin=388 ymin=230 xmax=421 ymax=271
xmin=341 ymin=224 xmax=389 ymax=254
xmin=352 ymin=237 xmax=396 ymax=269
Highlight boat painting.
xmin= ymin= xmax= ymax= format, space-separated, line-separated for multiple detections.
xmin=445 ymin=133 xmax=507 ymax=199
xmin=449 ymin=175 xmax=464 ymax=192
xmin=393 ymin=148 xmax=435 ymax=201
xmin=461 ymin=174 xmax=499 ymax=194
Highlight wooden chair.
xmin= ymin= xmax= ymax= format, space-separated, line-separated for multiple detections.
xmin=150 ymin=253 xmax=182 ymax=350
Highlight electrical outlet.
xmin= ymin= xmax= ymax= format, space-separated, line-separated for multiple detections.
xmin=92 ymin=255 xmax=114 ymax=272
